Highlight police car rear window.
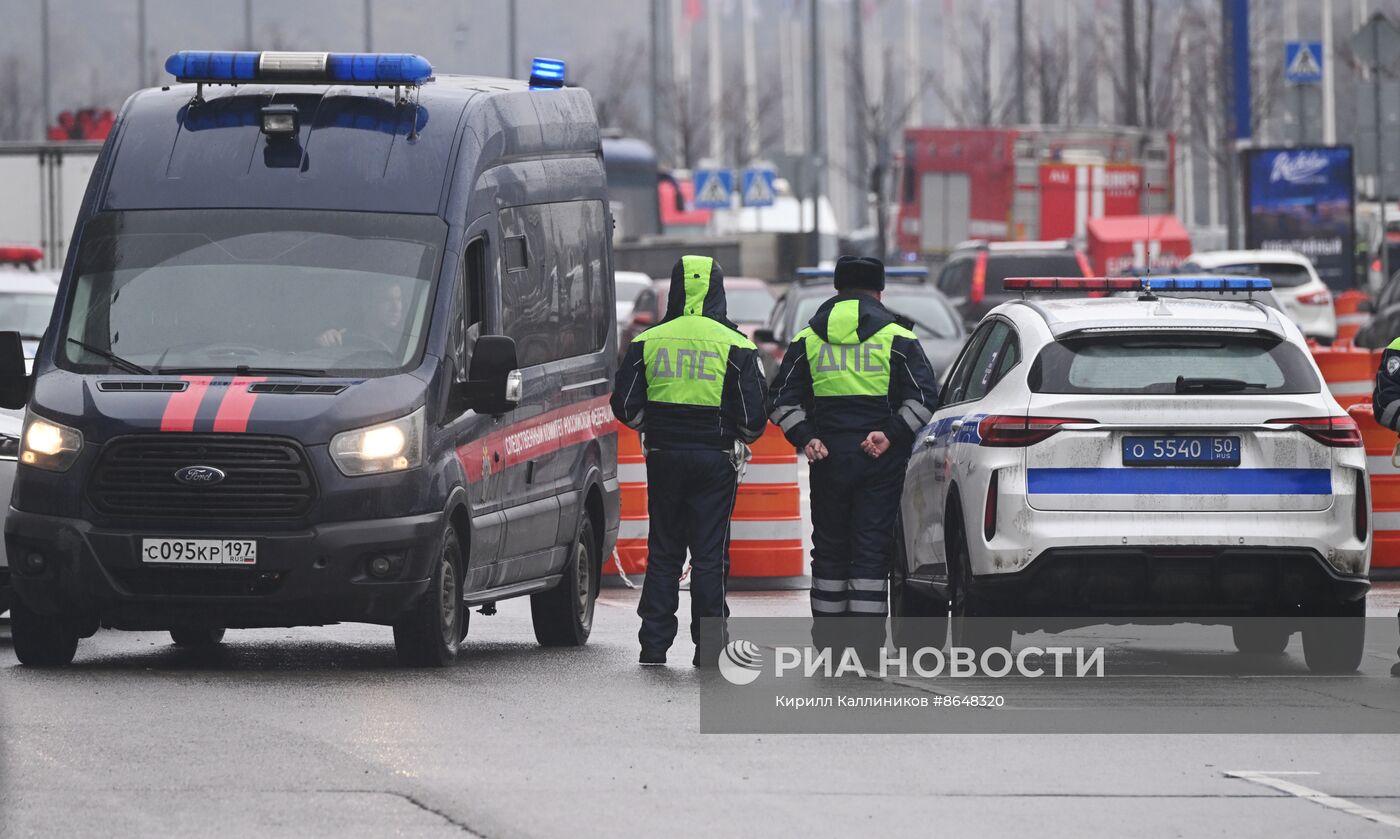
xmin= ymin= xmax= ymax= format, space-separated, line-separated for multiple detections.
xmin=987 ymin=253 xmax=1084 ymax=294
xmin=1030 ymin=333 xmax=1321 ymax=395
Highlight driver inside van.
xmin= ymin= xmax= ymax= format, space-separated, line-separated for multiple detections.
xmin=316 ymin=280 xmax=404 ymax=350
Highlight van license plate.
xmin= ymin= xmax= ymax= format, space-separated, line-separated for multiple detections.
xmin=141 ymin=538 xmax=257 ymax=565
xmin=1122 ymin=436 xmax=1241 ymax=466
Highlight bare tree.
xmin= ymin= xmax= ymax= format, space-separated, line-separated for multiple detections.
xmin=575 ymin=33 xmax=650 ymax=138
xmin=0 ymin=55 xmax=40 ymax=140
xmin=928 ymin=6 xmax=1010 ymax=127
xmin=658 ymin=74 xmax=711 ymax=170
xmin=1119 ymin=0 xmax=1140 ymax=125
xmin=717 ymin=62 xmax=784 ymax=168
xmin=846 ymin=42 xmax=932 ymax=258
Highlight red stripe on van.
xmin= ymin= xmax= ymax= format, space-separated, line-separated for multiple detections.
xmin=160 ymin=376 xmax=214 ymax=432
xmin=212 ymin=377 xmax=267 ymax=433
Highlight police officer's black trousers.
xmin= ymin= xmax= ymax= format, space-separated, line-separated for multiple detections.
xmin=638 ymin=449 xmax=739 ymax=655
xmin=808 ymin=447 xmax=907 ymax=659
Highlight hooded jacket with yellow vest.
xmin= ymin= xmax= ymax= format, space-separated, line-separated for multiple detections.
xmin=611 ymin=256 xmax=768 ymax=450
xmin=769 ymin=293 xmax=939 ymax=454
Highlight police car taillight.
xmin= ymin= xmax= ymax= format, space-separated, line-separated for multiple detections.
xmin=1267 ymin=416 xmax=1363 ymax=448
xmin=977 ymin=415 xmax=1095 ymax=447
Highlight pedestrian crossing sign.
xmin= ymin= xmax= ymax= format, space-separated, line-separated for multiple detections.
xmin=742 ymin=167 xmax=777 ymax=207
xmin=693 ymin=169 xmax=734 ymax=209
xmin=1285 ymin=41 xmax=1323 ymax=84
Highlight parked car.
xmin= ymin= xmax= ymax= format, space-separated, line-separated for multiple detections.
xmin=933 ymin=240 xmax=1091 ymax=329
xmin=0 ymin=407 xmax=17 ymax=617
xmin=1353 ymin=268 xmax=1400 ymax=349
xmin=1183 ymin=250 xmax=1337 ymax=343
xmin=892 ymin=276 xmax=1369 ymax=673
xmin=754 ymin=269 xmax=966 ymax=382
xmin=621 ymin=275 xmax=776 ymax=357
xmin=614 ymin=271 xmax=652 ymax=333
xmin=0 ymin=268 xmax=60 ymax=362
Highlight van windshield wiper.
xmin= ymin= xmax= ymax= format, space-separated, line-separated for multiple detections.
xmin=1174 ymin=376 xmax=1266 ymax=393
xmin=155 ymin=365 xmax=330 ymax=378
xmin=66 ymin=338 xmax=151 ymax=375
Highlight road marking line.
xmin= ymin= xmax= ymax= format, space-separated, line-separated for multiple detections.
xmin=1227 ymin=770 xmax=1400 ymax=830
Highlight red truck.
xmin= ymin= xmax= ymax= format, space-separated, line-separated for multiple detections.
xmin=894 ymin=126 xmax=1174 ymax=260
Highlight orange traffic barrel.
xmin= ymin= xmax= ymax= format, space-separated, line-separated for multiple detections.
xmin=1348 ymin=402 xmax=1400 ymax=572
xmin=1334 ymin=290 xmax=1370 ymax=345
xmin=607 ymin=425 xmax=649 ymax=576
xmin=1310 ymin=343 xmax=1379 ymax=408
xmin=728 ymin=424 xmax=805 ymax=578
xmin=605 ymin=424 xmax=806 ymax=583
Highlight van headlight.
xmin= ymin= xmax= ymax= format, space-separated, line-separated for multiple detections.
xmin=21 ymin=415 xmax=83 ymax=472
xmin=330 ymin=407 xmax=424 ymax=476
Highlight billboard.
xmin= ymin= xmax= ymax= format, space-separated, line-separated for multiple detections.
xmin=1243 ymin=146 xmax=1356 ymax=290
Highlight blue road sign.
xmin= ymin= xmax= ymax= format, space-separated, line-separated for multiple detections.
xmin=1285 ymin=41 xmax=1323 ymax=84
xmin=693 ymin=169 xmax=734 ymax=209
xmin=741 ymin=167 xmax=778 ymax=207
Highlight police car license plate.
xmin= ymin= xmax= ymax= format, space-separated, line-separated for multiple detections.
xmin=141 ymin=538 xmax=257 ymax=565
xmin=1122 ymin=436 xmax=1240 ymax=466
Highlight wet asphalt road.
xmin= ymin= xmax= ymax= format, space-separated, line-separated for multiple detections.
xmin=1 ymin=583 xmax=1399 ymax=838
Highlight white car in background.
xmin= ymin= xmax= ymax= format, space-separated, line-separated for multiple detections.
xmin=614 ymin=271 xmax=653 ymax=333
xmin=1184 ymin=250 xmax=1337 ymax=343
xmin=0 ymin=269 xmax=56 ymax=617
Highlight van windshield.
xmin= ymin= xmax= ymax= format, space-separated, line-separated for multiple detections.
xmin=60 ymin=210 xmax=446 ymax=377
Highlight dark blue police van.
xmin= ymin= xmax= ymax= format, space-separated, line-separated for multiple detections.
xmin=0 ymin=52 xmax=620 ymax=666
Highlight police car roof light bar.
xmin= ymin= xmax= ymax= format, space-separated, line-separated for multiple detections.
xmin=1002 ymin=276 xmax=1272 ymax=294
xmin=529 ymin=58 xmax=567 ymax=90
xmin=796 ymin=267 xmax=929 ymax=281
xmin=164 ymin=51 xmax=434 ymax=87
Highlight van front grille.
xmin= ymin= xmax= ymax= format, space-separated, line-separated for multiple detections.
xmin=90 ymin=434 xmax=316 ymax=521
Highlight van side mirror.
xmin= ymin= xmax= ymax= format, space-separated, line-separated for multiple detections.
xmin=461 ymin=335 xmax=521 ymax=416
xmin=0 ymin=331 xmax=28 ymax=409
xmin=659 ymin=172 xmax=687 ymax=213
xmin=752 ymin=328 xmax=777 ymax=345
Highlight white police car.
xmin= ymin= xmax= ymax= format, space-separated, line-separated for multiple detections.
xmin=890 ymin=277 xmax=1371 ymax=673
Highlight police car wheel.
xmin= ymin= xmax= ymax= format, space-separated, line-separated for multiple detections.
xmin=170 ymin=628 xmax=226 ymax=648
xmin=946 ymin=511 xmax=1012 ymax=655
xmin=531 ymin=516 xmax=597 ymax=647
xmin=393 ymin=525 xmax=464 ymax=667
xmin=9 ymin=598 xmax=79 ymax=667
xmin=889 ymin=514 xmax=948 ymax=651
xmin=1231 ymin=620 xmax=1291 ymax=655
xmin=1301 ymin=598 xmax=1366 ymax=674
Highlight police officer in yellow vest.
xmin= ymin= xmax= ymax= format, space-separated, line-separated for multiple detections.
xmin=770 ymin=256 xmax=939 ymax=655
xmin=611 ymin=256 xmax=768 ymax=666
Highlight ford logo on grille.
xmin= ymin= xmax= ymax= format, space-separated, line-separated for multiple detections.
xmin=174 ymin=465 xmax=226 ymax=486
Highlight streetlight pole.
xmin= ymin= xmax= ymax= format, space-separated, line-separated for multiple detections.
xmin=808 ymin=0 xmax=823 ymax=264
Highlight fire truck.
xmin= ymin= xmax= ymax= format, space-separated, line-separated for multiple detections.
xmin=893 ymin=126 xmax=1174 ymax=261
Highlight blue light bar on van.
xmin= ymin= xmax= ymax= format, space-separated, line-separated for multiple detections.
xmin=164 ymin=51 xmax=434 ymax=86
xmin=529 ymin=57 xmax=567 ymax=90
xmin=1146 ymin=276 xmax=1272 ymax=292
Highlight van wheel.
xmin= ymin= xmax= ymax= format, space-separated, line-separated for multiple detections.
xmin=10 ymin=598 xmax=79 ymax=667
xmin=1232 ymin=620 xmax=1291 ymax=655
xmin=171 ymin=628 xmax=226 ymax=648
xmin=393 ymin=525 xmax=464 ymax=667
xmin=1302 ymin=598 xmax=1366 ymax=674
xmin=531 ymin=516 xmax=597 ymax=647
xmin=947 ymin=513 xmax=1011 ymax=655
xmin=889 ymin=513 xmax=948 ymax=651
